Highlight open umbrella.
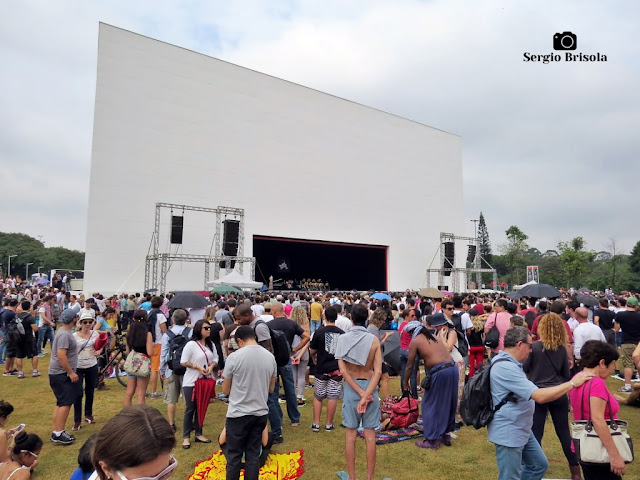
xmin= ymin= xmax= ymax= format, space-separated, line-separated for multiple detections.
xmin=193 ymin=377 xmax=216 ymax=428
xmin=371 ymin=292 xmax=392 ymax=301
xmin=382 ymin=331 xmax=402 ymax=374
xmin=516 ymin=283 xmax=562 ymax=298
xmin=440 ymin=290 xmax=454 ymax=297
xmin=508 ymin=291 xmax=524 ymax=300
xmin=211 ymin=285 xmax=242 ymax=295
xmin=168 ymin=292 xmax=209 ymax=309
xmin=418 ymin=287 xmax=444 ymax=299
xmin=576 ymin=294 xmax=599 ymax=307
xmin=577 ymin=287 xmax=591 ymax=294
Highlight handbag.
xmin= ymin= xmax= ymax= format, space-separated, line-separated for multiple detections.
xmin=570 ymin=379 xmax=634 ymax=465
xmin=123 ymin=350 xmax=151 ymax=378
xmin=390 ymin=392 xmax=419 ymax=428
xmin=484 ymin=314 xmax=500 ymax=349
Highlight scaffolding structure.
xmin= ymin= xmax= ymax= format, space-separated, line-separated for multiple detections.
xmin=144 ymin=203 xmax=255 ymax=293
xmin=426 ymin=232 xmax=498 ymax=292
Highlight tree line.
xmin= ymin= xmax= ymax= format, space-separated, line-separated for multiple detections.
xmin=476 ymin=213 xmax=640 ymax=292
xmin=0 ymin=232 xmax=84 ymax=279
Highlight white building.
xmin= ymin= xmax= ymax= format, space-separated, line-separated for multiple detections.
xmin=84 ymin=23 xmax=463 ymax=294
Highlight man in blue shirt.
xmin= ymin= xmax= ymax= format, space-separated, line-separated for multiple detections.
xmin=489 ymin=326 xmax=592 ymax=480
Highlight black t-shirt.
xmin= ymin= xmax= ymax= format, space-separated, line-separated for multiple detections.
xmin=16 ymin=312 xmax=35 ymax=342
xmin=309 ymin=324 xmax=344 ymax=374
xmin=522 ymin=341 xmax=570 ymax=387
xmin=594 ymin=308 xmax=615 ymax=330
xmin=268 ymin=317 xmax=304 ymax=348
xmin=0 ymin=309 xmax=15 ymax=329
xmin=468 ymin=328 xmax=484 ymax=347
xmin=615 ymin=310 xmax=640 ymax=344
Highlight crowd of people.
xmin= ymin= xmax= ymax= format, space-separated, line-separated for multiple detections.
xmin=1 ymin=277 xmax=639 ymax=480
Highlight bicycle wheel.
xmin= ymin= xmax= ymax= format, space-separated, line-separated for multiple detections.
xmin=115 ymin=361 xmax=127 ymax=387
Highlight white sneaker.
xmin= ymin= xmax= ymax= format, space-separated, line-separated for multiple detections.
xmin=618 ymin=385 xmax=632 ymax=393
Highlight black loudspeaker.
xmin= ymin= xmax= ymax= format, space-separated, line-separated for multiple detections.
xmin=219 ymin=220 xmax=240 ymax=268
xmin=170 ymin=216 xmax=183 ymax=244
xmin=443 ymin=241 xmax=455 ymax=276
xmin=467 ymin=245 xmax=477 ymax=263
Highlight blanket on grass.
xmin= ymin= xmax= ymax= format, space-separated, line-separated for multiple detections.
xmin=188 ymin=449 xmax=305 ymax=480
xmin=357 ymin=428 xmax=421 ymax=445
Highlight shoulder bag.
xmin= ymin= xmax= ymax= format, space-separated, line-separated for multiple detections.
xmin=570 ymin=379 xmax=634 ymax=465
xmin=124 ymin=350 xmax=151 ymax=378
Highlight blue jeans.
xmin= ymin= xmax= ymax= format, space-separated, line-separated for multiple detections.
xmin=495 ymin=432 xmax=548 ymax=480
xmin=37 ymin=325 xmax=54 ymax=354
xmin=267 ymin=362 xmax=300 ymax=437
xmin=0 ymin=327 xmax=6 ymax=364
xmin=310 ymin=320 xmax=321 ymax=335
xmin=399 ymin=349 xmax=418 ymax=398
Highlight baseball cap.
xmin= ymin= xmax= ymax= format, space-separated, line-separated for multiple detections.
xmin=627 ymin=297 xmax=639 ymax=307
xmin=60 ymin=309 xmax=78 ymax=325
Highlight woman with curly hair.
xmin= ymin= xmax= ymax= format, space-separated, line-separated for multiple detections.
xmin=523 ymin=313 xmax=578 ymax=480
xmin=467 ymin=308 xmax=486 ymax=378
xmin=290 ymin=306 xmax=311 ymax=406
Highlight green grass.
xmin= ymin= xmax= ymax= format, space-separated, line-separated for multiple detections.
xmin=3 ymin=356 xmax=640 ymax=480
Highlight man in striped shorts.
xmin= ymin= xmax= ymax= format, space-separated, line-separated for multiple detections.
xmin=309 ymin=305 xmax=344 ymax=432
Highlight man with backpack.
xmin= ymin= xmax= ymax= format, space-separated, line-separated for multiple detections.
xmin=12 ymin=300 xmax=40 ymax=378
xmin=160 ymin=308 xmax=192 ymax=433
xmin=489 ymin=326 xmax=593 ymax=480
xmin=1 ymin=299 xmax=20 ymax=376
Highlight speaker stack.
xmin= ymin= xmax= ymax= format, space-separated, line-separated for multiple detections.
xmin=219 ymin=220 xmax=240 ymax=268
xmin=443 ymin=241 xmax=455 ymax=276
xmin=170 ymin=216 xmax=183 ymax=244
xmin=467 ymin=245 xmax=477 ymax=263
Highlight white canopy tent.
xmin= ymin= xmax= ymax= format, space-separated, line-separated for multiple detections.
xmin=206 ymin=270 xmax=262 ymax=289
xmin=513 ymin=280 xmax=537 ymax=291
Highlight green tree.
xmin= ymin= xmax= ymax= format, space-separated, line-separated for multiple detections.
xmin=557 ymin=236 xmax=595 ymax=288
xmin=0 ymin=232 xmax=84 ymax=279
xmin=477 ymin=212 xmax=493 ymax=284
xmin=627 ymin=240 xmax=640 ymax=291
xmin=498 ymin=226 xmax=529 ymax=287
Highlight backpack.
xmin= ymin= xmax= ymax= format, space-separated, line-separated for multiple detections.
xmin=450 ymin=313 xmax=469 ymax=357
xmin=166 ymin=328 xmax=191 ymax=376
xmin=253 ymin=319 xmax=291 ymax=367
xmin=147 ymin=308 xmax=162 ymax=342
xmin=459 ymin=357 xmax=517 ymax=429
xmin=6 ymin=314 xmax=25 ymax=343
xmin=484 ymin=314 xmax=500 ymax=349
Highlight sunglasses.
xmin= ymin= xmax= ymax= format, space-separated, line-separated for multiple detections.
xmin=81 ymin=321 xmax=93 ymax=325
xmin=444 ymin=307 xmax=454 ymax=311
xmin=116 ymin=454 xmax=178 ymax=480
xmin=202 ymin=326 xmax=211 ymax=331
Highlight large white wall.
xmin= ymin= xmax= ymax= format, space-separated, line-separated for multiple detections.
xmin=84 ymin=23 xmax=464 ymax=294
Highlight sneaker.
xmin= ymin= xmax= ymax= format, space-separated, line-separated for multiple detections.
xmin=217 ymin=393 xmax=229 ymax=403
xmin=85 ymin=416 xmax=96 ymax=424
xmin=272 ymin=435 xmax=284 ymax=445
xmin=51 ymin=431 xmax=75 ymax=445
xmin=297 ymin=399 xmax=306 ymax=407
xmin=17 ymin=372 xmax=25 ymax=379
xmin=32 ymin=370 xmax=41 ymax=377
xmin=71 ymin=422 xmax=82 ymax=431
xmin=278 ymin=398 xmax=286 ymax=404
xmin=151 ymin=392 xmax=162 ymax=399
xmin=311 ymin=424 xmax=320 ymax=432
xmin=3 ymin=369 xmax=18 ymax=376
xmin=618 ymin=385 xmax=632 ymax=393
xmin=325 ymin=424 xmax=335 ymax=431
xmin=305 ymin=383 xmax=314 ymax=389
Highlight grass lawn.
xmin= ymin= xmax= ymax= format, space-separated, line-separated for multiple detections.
xmin=3 ymin=355 xmax=640 ymax=480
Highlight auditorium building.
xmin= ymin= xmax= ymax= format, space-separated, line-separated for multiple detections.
xmin=84 ymin=23 xmax=464 ymax=294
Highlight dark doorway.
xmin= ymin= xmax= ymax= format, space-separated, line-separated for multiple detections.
xmin=253 ymin=235 xmax=387 ymax=291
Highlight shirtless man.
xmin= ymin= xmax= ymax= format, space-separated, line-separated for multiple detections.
xmin=403 ymin=319 xmax=457 ymax=449
xmin=334 ymin=304 xmax=382 ymax=480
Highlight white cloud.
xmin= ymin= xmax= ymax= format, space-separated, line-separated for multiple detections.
xmin=1 ymin=0 xmax=639 ymax=255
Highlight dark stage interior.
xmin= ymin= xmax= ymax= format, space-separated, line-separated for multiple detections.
xmin=253 ymin=235 xmax=387 ymax=291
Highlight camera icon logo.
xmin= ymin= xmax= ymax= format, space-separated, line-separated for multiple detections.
xmin=553 ymin=31 xmax=577 ymax=50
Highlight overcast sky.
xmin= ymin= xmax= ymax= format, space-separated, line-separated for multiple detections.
xmin=2 ymin=0 xmax=639 ymax=257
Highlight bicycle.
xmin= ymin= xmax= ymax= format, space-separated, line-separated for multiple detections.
xmin=97 ymin=332 xmax=127 ymax=387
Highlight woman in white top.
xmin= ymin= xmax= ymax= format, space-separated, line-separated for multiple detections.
xmin=72 ymin=313 xmax=103 ymax=431
xmin=180 ymin=319 xmax=218 ymax=449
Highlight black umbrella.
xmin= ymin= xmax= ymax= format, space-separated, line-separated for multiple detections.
xmin=168 ymin=292 xmax=209 ymax=309
xmin=576 ymin=294 xmax=599 ymax=307
xmin=577 ymin=287 xmax=591 ymax=294
xmin=508 ymin=291 xmax=524 ymax=300
xmin=517 ymin=283 xmax=562 ymax=298
xmin=382 ymin=331 xmax=402 ymax=374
